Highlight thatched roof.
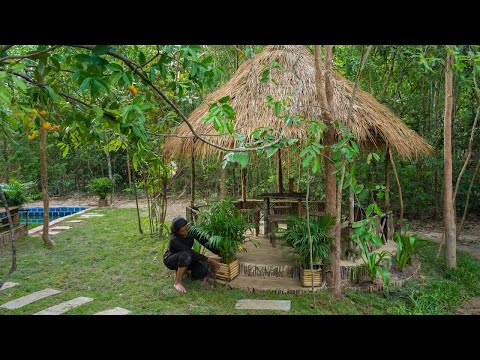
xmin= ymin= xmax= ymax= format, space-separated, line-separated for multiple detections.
xmin=163 ymin=45 xmax=433 ymax=160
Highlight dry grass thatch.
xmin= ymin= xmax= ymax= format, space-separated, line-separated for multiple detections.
xmin=163 ymin=45 xmax=433 ymax=161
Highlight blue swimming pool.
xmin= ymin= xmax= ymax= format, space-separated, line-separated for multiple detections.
xmin=18 ymin=206 xmax=87 ymax=224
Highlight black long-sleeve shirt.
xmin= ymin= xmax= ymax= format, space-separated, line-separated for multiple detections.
xmin=164 ymin=227 xmax=219 ymax=262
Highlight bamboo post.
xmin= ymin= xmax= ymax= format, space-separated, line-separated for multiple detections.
xmin=241 ymin=166 xmax=247 ymax=206
xmin=190 ymin=143 xmax=195 ymax=209
xmin=277 ymin=149 xmax=284 ymax=194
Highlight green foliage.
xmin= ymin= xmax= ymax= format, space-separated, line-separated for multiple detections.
xmin=279 ymin=214 xmax=334 ymax=268
xmin=393 ymin=231 xmax=417 ymax=272
xmin=0 ymin=179 xmax=33 ymax=207
xmin=87 ymin=177 xmax=113 ymax=199
xmin=194 ymin=199 xmax=256 ymax=264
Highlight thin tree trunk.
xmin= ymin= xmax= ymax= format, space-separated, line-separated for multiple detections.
xmin=0 ymin=187 xmax=17 ymax=288
xmin=443 ymin=46 xmax=457 ymax=269
xmin=457 ymin=156 xmax=480 ymax=239
xmin=159 ymin=172 xmax=168 ymax=238
xmin=132 ymin=175 xmax=143 ymax=235
xmin=384 ymin=148 xmax=390 ymax=212
xmin=380 ymin=47 xmax=396 ymax=103
xmin=105 ymin=141 xmax=113 ymax=206
xmin=348 ymin=173 xmax=355 ymax=260
xmin=335 ymin=162 xmax=346 ymax=295
xmin=40 ymin=119 xmax=54 ymax=246
xmin=2 ymin=135 xmax=9 ymax=183
xmin=453 ymin=105 xmax=479 ymax=205
xmin=305 ymin=173 xmax=316 ymax=307
xmin=190 ymin=145 xmax=195 ymax=208
xmin=389 ymin=148 xmax=403 ymax=233
xmin=127 ymin=153 xmax=132 ymax=188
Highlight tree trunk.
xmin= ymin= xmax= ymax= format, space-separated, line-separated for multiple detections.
xmin=314 ymin=45 xmax=337 ymax=292
xmin=241 ymin=166 xmax=247 ymax=204
xmin=132 ymin=174 xmax=143 ymax=235
xmin=457 ymin=156 xmax=480 ymax=239
xmin=127 ymin=153 xmax=132 ymax=188
xmin=384 ymin=148 xmax=390 ymax=212
xmin=40 ymin=119 xmax=54 ymax=246
xmin=0 ymin=187 xmax=17 ymax=288
xmin=2 ymin=135 xmax=9 ymax=183
xmin=389 ymin=148 xmax=403 ymax=233
xmin=105 ymin=140 xmax=113 ymax=206
xmin=443 ymin=46 xmax=457 ymax=269
xmin=190 ymin=145 xmax=195 ymax=208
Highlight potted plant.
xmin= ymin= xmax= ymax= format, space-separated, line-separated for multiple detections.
xmin=279 ymin=214 xmax=334 ymax=287
xmin=194 ymin=199 xmax=257 ymax=281
xmin=87 ymin=177 xmax=113 ymax=207
xmin=0 ymin=180 xmax=33 ymax=226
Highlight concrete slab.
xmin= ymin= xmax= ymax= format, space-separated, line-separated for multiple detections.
xmin=0 ymin=288 xmax=61 ymax=309
xmin=34 ymin=296 xmax=94 ymax=315
xmin=51 ymin=226 xmax=72 ymax=230
xmin=48 ymin=231 xmax=60 ymax=235
xmin=235 ymin=299 xmax=291 ymax=311
xmin=0 ymin=282 xmax=19 ymax=291
xmin=80 ymin=214 xmax=104 ymax=217
xmin=66 ymin=220 xmax=83 ymax=223
xmin=94 ymin=307 xmax=131 ymax=315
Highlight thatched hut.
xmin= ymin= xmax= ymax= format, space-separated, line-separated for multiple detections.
xmin=163 ymin=45 xmax=433 ymax=234
xmin=163 ymin=45 xmax=433 ymax=161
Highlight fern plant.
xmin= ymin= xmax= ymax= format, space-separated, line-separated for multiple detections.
xmin=393 ymin=232 xmax=417 ymax=272
xmin=0 ymin=180 xmax=33 ymax=207
xmin=278 ymin=214 xmax=334 ymax=269
xmin=194 ymin=199 xmax=256 ymax=264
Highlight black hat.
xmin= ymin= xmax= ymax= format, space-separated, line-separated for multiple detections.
xmin=172 ymin=217 xmax=188 ymax=232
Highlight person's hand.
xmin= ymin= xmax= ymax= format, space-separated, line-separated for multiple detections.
xmin=207 ymin=257 xmax=221 ymax=271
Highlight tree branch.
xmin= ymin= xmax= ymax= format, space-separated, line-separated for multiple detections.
xmin=0 ymin=46 xmax=61 ymax=63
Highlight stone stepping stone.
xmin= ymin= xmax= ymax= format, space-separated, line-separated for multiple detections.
xmin=0 ymin=282 xmax=19 ymax=291
xmin=34 ymin=296 xmax=94 ymax=315
xmin=94 ymin=307 xmax=131 ymax=315
xmin=80 ymin=214 xmax=105 ymax=218
xmin=51 ymin=226 xmax=72 ymax=230
xmin=235 ymin=299 xmax=291 ymax=312
xmin=48 ymin=231 xmax=60 ymax=235
xmin=0 ymin=288 xmax=61 ymax=310
xmin=67 ymin=220 xmax=83 ymax=223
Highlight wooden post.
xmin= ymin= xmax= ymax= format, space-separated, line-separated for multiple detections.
xmin=219 ymin=165 xmax=226 ymax=200
xmin=241 ymin=166 xmax=247 ymax=206
xmin=384 ymin=148 xmax=390 ymax=240
xmin=277 ymin=149 xmax=284 ymax=194
xmin=264 ymin=196 xmax=270 ymax=238
xmin=190 ymin=144 xmax=195 ymax=208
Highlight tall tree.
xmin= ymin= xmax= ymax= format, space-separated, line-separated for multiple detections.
xmin=314 ymin=45 xmax=338 ymax=293
xmin=443 ymin=46 xmax=456 ymax=268
xmin=39 ymin=116 xmax=54 ymax=247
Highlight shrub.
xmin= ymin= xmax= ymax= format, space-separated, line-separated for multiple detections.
xmin=279 ymin=214 xmax=334 ymax=269
xmin=87 ymin=177 xmax=113 ymax=199
xmin=0 ymin=180 xmax=33 ymax=207
xmin=194 ymin=199 xmax=256 ymax=264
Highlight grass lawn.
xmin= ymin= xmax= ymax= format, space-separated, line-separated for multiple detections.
xmin=1 ymin=208 xmax=479 ymax=315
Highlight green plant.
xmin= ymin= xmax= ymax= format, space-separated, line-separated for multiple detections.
xmin=0 ymin=180 xmax=33 ymax=207
xmin=394 ymin=231 xmax=417 ymax=272
xmin=351 ymin=203 xmax=391 ymax=287
xmin=194 ymin=199 xmax=256 ymax=264
xmin=279 ymin=214 xmax=334 ymax=269
xmin=87 ymin=177 xmax=113 ymax=199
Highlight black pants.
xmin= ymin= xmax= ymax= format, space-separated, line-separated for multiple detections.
xmin=163 ymin=251 xmax=208 ymax=280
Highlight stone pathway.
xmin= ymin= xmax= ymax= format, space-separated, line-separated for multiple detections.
xmin=34 ymin=296 xmax=94 ymax=315
xmin=0 ymin=288 xmax=61 ymax=309
xmin=66 ymin=220 xmax=83 ymax=223
xmin=51 ymin=226 xmax=72 ymax=230
xmin=235 ymin=299 xmax=291 ymax=311
xmin=0 ymin=284 xmax=131 ymax=315
xmin=94 ymin=307 xmax=131 ymax=315
xmin=0 ymin=282 xmax=19 ymax=291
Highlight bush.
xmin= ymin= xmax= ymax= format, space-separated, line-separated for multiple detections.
xmin=87 ymin=177 xmax=113 ymax=199
xmin=279 ymin=214 xmax=334 ymax=269
xmin=0 ymin=180 xmax=33 ymax=207
xmin=194 ymin=199 xmax=255 ymax=264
